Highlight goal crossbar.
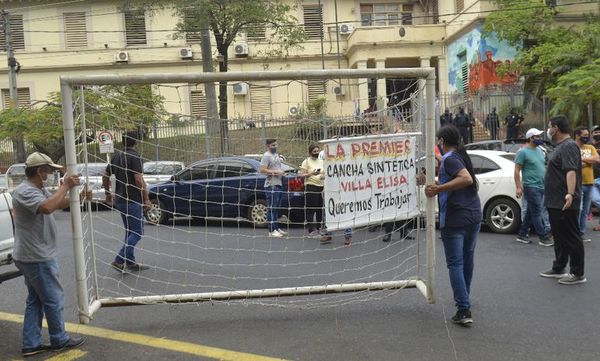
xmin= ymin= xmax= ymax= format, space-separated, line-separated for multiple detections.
xmin=60 ymin=68 xmax=437 ymax=324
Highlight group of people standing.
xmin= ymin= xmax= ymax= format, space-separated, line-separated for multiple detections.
xmin=440 ymin=107 xmax=475 ymax=144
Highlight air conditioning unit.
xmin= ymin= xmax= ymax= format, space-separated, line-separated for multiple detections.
xmin=179 ymin=47 xmax=193 ymax=59
xmin=339 ymin=23 xmax=354 ymax=35
xmin=232 ymin=82 xmax=249 ymax=95
xmin=333 ymin=85 xmax=345 ymax=96
xmin=234 ymin=42 xmax=249 ymax=57
xmin=288 ymin=105 xmax=299 ymax=116
xmin=114 ymin=51 xmax=129 ymax=63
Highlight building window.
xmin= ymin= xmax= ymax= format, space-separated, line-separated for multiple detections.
xmin=184 ymin=13 xmax=201 ymax=44
xmin=303 ymin=5 xmax=323 ymax=40
xmin=360 ymin=3 xmax=412 ymax=26
xmin=307 ymin=80 xmax=326 ymax=103
xmin=0 ymin=14 xmax=24 ymax=51
xmin=124 ymin=10 xmax=147 ymax=46
xmin=250 ymin=82 xmax=272 ymax=118
xmin=246 ymin=23 xmax=266 ymax=41
xmin=190 ymin=89 xmax=207 ymax=118
xmin=64 ymin=12 xmax=88 ymax=49
xmin=456 ymin=0 xmax=464 ymax=12
xmin=1 ymin=88 xmax=31 ymax=109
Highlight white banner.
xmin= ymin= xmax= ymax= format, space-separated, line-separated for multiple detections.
xmin=322 ymin=134 xmax=420 ymax=231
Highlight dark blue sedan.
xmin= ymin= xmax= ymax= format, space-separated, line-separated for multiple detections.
xmin=144 ymin=156 xmax=305 ymax=226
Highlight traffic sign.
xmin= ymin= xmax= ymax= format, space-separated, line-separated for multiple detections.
xmin=97 ymin=130 xmax=114 ymax=154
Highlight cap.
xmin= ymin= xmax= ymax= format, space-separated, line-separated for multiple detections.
xmin=25 ymin=152 xmax=63 ymax=169
xmin=592 ymin=125 xmax=600 ymax=133
xmin=525 ymin=128 xmax=543 ymax=139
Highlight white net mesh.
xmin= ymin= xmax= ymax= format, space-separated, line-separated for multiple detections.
xmin=68 ymin=72 xmax=433 ymax=314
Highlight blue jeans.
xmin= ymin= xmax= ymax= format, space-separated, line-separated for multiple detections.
xmin=441 ymin=222 xmax=480 ymax=310
xmin=15 ymin=260 xmax=69 ymax=349
xmin=265 ymin=185 xmax=283 ymax=232
xmin=592 ymin=178 xmax=600 ymax=225
xmin=521 ymin=191 xmax=550 ymax=236
xmin=579 ymin=184 xmax=593 ymax=235
xmin=114 ymin=200 xmax=143 ymax=265
xmin=519 ymin=187 xmax=550 ymax=239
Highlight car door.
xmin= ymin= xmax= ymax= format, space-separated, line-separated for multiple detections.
xmin=208 ymin=161 xmax=256 ymax=219
xmin=469 ymin=154 xmax=502 ymax=206
xmin=172 ymin=163 xmax=215 ymax=218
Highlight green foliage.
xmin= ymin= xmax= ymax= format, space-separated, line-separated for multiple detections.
xmin=292 ymin=97 xmax=330 ymax=142
xmin=0 ymin=86 xmax=165 ymax=161
xmin=483 ymin=3 xmax=600 ymax=124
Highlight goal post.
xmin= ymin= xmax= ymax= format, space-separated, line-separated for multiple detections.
xmin=60 ymin=68 xmax=437 ymax=324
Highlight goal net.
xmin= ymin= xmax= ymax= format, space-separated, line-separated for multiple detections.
xmin=60 ymin=69 xmax=437 ymax=323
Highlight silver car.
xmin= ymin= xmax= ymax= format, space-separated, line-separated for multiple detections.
xmin=143 ymin=161 xmax=185 ymax=185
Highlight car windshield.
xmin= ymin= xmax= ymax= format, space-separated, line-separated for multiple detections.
xmin=143 ymin=163 xmax=183 ymax=175
xmin=499 ymin=153 xmax=516 ymax=162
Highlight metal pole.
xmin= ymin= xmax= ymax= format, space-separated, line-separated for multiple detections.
xmin=334 ymin=0 xmax=341 ymax=72
xmin=588 ymin=102 xmax=594 ymax=130
xmin=260 ymin=114 xmax=267 ymax=144
xmin=60 ymin=81 xmax=91 ymax=324
xmin=318 ymin=0 xmax=325 ymax=70
xmin=3 ymin=10 xmax=26 ymax=163
xmin=200 ymin=28 xmax=218 ymax=157
xmin=424 ymin=72 xmax=436 ymax=304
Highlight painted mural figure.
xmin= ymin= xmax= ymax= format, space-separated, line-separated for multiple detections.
xmin=485 ymin=107 xmax=500 ymax=140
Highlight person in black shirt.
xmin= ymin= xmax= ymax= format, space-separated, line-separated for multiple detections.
xmin=539 ymin=116 xmax=585 ymax=285
xmin=440 ymin=108 xmax=453 ymax=127
xmin=453 ymin=107 xmax=470 ymax=144
xmin=505 ymin=108 xmax=523 ymax=140
xmin=485 ymin=107 xmax=500 ymax=140
xmin=591 ymin=125 xmax=600 ymax=231
xmin=103 ymin=131 xmax=151 ymax=272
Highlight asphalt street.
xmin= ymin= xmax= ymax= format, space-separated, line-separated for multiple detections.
xmin=1 ymin=210 xmax=600 ymax=361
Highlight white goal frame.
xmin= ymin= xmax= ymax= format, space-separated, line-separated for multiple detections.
xmin=60 ymin=68 xmax=437 ymax=324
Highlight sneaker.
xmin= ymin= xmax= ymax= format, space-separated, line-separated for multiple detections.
xmin=451 ymin=309 xmax=473 ymax=326
xmin=308 ymin=230 xmax=320 ymax=238
xmin=382 ymin=234 xmax=391 ymax=243
xmin=582 ymin=238 xmax=591 ymax=243
xmin=51 ymin=336 xmax=86 ymax=351
xmin=111 ymin=261 xmax=125 ymax=272
xmin=320 ymin=235 xmax=332 ymax=243
xmin=539 ymin=269 xmax=568 ymax=278
xmin=269 ymin=230 xmax=284 ymax=238
xmin=344 ymin=236 xmax=352 ymax=245
xmin=22 ymin=344 xmax=50 ymax=357
xmin=558 ymin=273 xmax=587 ymax=285
xmin=538 ymin=238 xmax=554 ymax=247
xmin=126 ymin=263 xmax=150 ymax=272
xmin=276 ymin=228 xmax=288 ymax=236
xmin=515 ymin=235 xmax=531 ymax=244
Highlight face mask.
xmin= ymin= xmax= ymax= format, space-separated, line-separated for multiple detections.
xmin=270 ymin=147 xmax=277 ymax=154
xmin=580 ymin=136 xmax=590 ymax=143
xmin=546 ymin=128 xmax=554 ymax=140
xmin=437 ymin=142 xmax=444 ymax=155
xmin=310 ymin=154 xmax=318 ymax=159
xmin=594 ymin=135 xmax=600 ymax=141
xmin=532 ymin=139 xmax=544 ymax=146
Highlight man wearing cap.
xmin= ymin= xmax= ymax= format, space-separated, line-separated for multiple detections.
xmin=513 ymin=128 xmax=553 ymax=246
xmin=103 ymin=131 xmax=151 ymax=271
xmin=12 ymin=152 xmax=86 ymax=356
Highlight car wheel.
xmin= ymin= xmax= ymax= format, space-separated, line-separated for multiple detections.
xmin=145 ymin=199 xmax=169 ymax=225
xmin=248 ymin=199 xmax=267 ymax=227
xmin=485 ymin=197 xmax=520 ymax=234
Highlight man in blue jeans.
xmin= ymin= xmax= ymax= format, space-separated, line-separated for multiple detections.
xmin=13 ymin=152 xmax=86 ymax=356
xmin=514 ymin=128 xmax=553 ymax=246
xmin=259 ymin=139 xmax=287 ymax=237
xmin=103 ymin=131 xmax=151 ymax=272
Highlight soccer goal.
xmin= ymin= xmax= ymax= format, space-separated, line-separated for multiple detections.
xmin=60 ymin=68 xmax=437 ymax=324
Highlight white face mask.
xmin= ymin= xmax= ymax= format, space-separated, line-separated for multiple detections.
xmin=547 ymin=128 xmax=554 ymax=140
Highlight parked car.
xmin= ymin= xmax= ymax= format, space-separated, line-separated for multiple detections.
xmin=418 ymin=150 xmax=521 ymax=234
xmin=76 ymin=163 xmax=109 ymax=207
xmin=465 ymin=139 xmax=554 ymax=161
xmin=144 ymin=156 xmax=304 ymax=226
xmin=0 ymin=173 xmax=6 ymax=191
xmin=143 ymin=161 xmax=185 ymax=185
xmin=6 ymin=163 xmax=61 ymax=193
xmin=0 ymin=190 xmax=21 ymax=283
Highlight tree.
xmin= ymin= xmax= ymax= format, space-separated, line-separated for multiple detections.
xmin=0 ymin=86 xmax=165 ymax=162
xmin=127 ymin=0 xmax=306 ymax=151
xmin=482 ymin=0 xmax=600 ymax=123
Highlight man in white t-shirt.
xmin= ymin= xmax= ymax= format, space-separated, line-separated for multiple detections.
xmin=260 ymin=139 xmax=287 ymax=237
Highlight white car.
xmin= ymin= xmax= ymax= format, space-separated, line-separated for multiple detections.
xmin=143 ymin=161 xmax=185 ymax=185
xmin=419 ymin=150 xmax=521 ymax=234
xmin=0 ymin=190 xmax=21 ymax=283
xmin=6 ymin=163 xmax=61 ymax=193
xmin=76 ymin=163 xmax=109 ymax=207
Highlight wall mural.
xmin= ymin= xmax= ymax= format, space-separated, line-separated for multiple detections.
xmin=447 ymin=24 xmax=519 ymax=94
